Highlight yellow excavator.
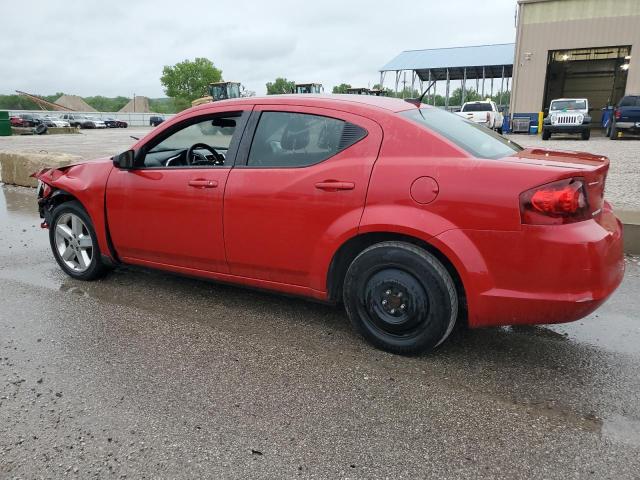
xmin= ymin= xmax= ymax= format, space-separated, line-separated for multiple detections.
xmin=191 ymin=81 xmax=242 ymax=107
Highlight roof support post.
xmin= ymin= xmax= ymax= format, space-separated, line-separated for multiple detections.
xmin=499 ymin=65 xmax=505 ymax=106
xmin=427 ymin=70 xmax=432 ymax=104
xmin=475 ymin=76 xmax=479 ymax=95
xmin=490 ymin=76 xmax=494 ymax=99
xmin=482 ymin=66 xmax=486 ymax=97
xmin=462 ymin=67 xmax=467 ymax=105
xmin=379 ymin=71 xmax=386 ymax=89
xmin=411 ymin=71 xmax=416 ymax=96
xmin=395 ymin=71 xmax=401 ymax=95
xmin=445 ymin=68 xmax=450 ymax=109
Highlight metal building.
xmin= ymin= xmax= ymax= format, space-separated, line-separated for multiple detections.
xmin=379 ymin=43 xmax=514 ymax=108
xmin=511 ymin=0 xmax=640 ymax=125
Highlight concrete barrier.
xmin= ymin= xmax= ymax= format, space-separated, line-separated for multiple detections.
xmin=618 ymin=210 xmax=640 ymax=256
xmin=0 ymin=151 xmax=81 ymax=187
xmin=11 ymin=126 xmax=80 ymax=135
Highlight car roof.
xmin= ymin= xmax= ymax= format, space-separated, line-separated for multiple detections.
xmin=552 ymin=98 xmax=587 ymax=101
xmin=188 ymin=94 xmax=420 ymax=117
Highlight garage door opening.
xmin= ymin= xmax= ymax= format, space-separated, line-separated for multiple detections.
xmin=543 ymin=45 xmax=630 ymax=126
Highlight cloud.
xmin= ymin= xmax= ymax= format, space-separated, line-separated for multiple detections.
xmin=0 ymin=0 xmax=516 ymax=97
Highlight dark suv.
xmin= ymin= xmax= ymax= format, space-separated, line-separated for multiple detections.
xmin=149 ymin=116 xmax=165 ymax=127
xmin=608 ymin=95 xmax=640 ymax=140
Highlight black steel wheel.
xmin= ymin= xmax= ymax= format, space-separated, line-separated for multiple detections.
xmin=343 ymin=241 xmax=458 ymax=355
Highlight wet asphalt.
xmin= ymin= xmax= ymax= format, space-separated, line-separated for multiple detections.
xmin=1 ymin=184 xmax=640 ymax=479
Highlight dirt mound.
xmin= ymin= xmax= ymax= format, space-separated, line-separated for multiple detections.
xmin=119 ymin=96 xmax=150 ymax=113
xmin=54 ymin=95 xmax=97 ymax=112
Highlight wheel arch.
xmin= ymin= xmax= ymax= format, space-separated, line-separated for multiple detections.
xmin=326 ymin=231 xmax=468 ymax=323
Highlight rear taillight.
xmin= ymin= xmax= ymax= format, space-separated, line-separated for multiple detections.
xmin=520 ymin=178 xmax=590 ymax=225
xmin=614 ymin=108 xmax=621 ymax=120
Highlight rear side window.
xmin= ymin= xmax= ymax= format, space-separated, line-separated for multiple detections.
xmin=462 ymin=103 xmax=492 ymax=112
xmin=619 ymin=96 xmax=640 ymax=107
xmin=247 ymin=112 xmax=366 ymax=168
xmin=402 ymin=108 xmax=522 ymax=159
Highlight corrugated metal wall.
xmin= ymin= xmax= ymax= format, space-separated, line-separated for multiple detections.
xmin=511 ymin=0 xmax=640 ymax=114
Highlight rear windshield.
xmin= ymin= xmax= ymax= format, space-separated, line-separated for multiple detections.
xmin=619 ymin=96 xmax=640 ymax=107
xmin=550 ymin=100 xmax=586 ymax=111
xmin=401 ymin=108 xmax=522 ymax=159
xmin=461 ymin=103 xmax=492 ymax=112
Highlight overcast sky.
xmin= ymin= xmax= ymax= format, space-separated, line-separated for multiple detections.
xmin=2 ymin=0 xmax=517 ymax=98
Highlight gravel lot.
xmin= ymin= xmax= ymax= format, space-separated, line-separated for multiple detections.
xmin=0 ymin=127 xmax=638 ymax=210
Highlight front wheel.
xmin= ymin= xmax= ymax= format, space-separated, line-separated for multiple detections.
xmin=581 ymin=129 xmax=591 ymax=140
xmin=542 ymin=129 xmax=551 ymax=140
xmin=343 ymin=242 xmax=458 ymax=355
xmin=49 ymin=201 xmax=108 ymax=280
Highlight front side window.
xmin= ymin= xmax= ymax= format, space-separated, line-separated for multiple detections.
xmin=247 ymin=112 xmax=364 ymax=168
xmin=402 ymin=108 xmax=522 ymax=160
xmin=143 ymin=113 xmax=243 ymax=168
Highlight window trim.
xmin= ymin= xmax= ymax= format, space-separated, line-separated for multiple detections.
xmin=133 ymin=110 xmax=250 ymax=170
xmin=235 ymin=109 xmax=368 ymax=169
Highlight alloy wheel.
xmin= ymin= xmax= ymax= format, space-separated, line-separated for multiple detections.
xmin=54 ymin=212 xmax=94 ymax=272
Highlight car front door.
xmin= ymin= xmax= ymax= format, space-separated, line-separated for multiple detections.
xmin=106 ymin=110 xmax=249 ymax=273
xmin=223 ymin=105 xmax=383 ymax=292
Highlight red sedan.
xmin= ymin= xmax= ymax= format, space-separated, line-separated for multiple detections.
xmin=33 ymin=95 xmax=624 ymax=354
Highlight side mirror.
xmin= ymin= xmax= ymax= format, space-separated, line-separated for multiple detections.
xmin=113 ymin=149 xmax=135 ymax=169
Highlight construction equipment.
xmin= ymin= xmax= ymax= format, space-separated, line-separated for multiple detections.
xmin=191 ymin=82 xmax=242 ymax=107
xmin=346 ymin=87 xmax=371 ymax=95
xmin=295 ymin=83 xmax=324 ymax=94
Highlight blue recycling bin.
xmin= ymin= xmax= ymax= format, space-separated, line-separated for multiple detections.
xmin=601 ymin=106 xmax=613 ymax=129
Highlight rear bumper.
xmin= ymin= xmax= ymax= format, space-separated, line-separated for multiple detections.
xmin=615 ymin=121 xmax=640 ymax=132
xmin=434 ymin=207 xmax=624 ymax=328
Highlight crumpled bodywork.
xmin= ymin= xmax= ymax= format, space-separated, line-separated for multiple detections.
xmin=34 ymin=158 xmax=115 ymax=260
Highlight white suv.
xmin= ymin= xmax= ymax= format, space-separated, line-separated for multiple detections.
xmin=542 ymin=98 xmax=591 ymax=140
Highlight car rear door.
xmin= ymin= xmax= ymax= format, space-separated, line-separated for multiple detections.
xmin=106 ymin=110 xmax=250 ymax=273
xmin=223 ymin=104 xmax=383 ymax=292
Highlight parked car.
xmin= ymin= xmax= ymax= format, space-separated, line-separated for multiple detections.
xmin=542 ymin=98 xmax=591 ymax=140
xmin=60 ymin=114 xmax=106 ymax=129
xmin=10 ymin=115 xmax=26 ymax=127
xmin=43 ymin=115 xmax=71 ymax=128
xmin=149 ymin=115 xmax=164 ymax=126
xmin=39 ymin=116 xmax=58 ymax=128
xmin=84 ymin=116 xmax=107 ymax=129
xmin=455 ymin=99 xmax=504 ymax=133
xmin=18 ymin=113 xmax=45 ymax=127
xmin=60 ymin=114 xmax=87 ymax=128
xmin=104 ymin=117 xmax=128 ymax=128
xmin=33 ymin=95 xmax=624 ymax=355
xmin=607 ymin=95 xmax=640 ymax=140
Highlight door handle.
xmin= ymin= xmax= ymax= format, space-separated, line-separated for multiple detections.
xmin=314 ymin=181 xmax=355 ymax=191
xmin=188 ymin=179 xmax=218 ymax=188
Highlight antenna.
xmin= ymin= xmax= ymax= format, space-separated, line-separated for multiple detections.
xmin=405 ymin=80 xmax=436 ymax=106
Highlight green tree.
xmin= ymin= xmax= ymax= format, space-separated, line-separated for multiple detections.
xmin=332 ymin=83 xmax=352 ymax=94
xmin=160 ymin=58 xmax=223 ymax=103
xmin=266 ymin=77 xmax=295 ymax=95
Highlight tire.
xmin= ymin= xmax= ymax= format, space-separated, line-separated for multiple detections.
xmin=343 ymin=241 xmax=458 ymax=355
xmin=497 ymin=127 xmax=503 ymax=135
xmin=581 ymin=129 xmax=591 ymax=140
xmin=609 ymin=121 xmax=618 ymax=140
xmin=49 ymin=201 xmax=108 ymax=281
xmin=542 ymin=128 xmax=551 ymax=140
xmin=34 ymin=124 xmax=47 ymax=135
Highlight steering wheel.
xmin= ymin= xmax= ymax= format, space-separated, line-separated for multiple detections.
xmin=186 ymin=143 xmax=224 ymax=166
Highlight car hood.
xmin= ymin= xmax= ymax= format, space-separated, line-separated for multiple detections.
xmin=33 ymin=157 xmax=113 ymax=184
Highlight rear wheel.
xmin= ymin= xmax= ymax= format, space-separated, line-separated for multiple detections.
xmin=49 ymin=201 xmax=108 ymax=281
xmin=343 ymin=242 xmax=458 ymax=355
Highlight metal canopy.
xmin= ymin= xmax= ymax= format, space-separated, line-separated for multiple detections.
xmin=380 ymin=43 xmax=515 ymax=80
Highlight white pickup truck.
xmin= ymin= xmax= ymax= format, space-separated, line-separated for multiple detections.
xmin=456 ymin=100 xmax=504 ymax=134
